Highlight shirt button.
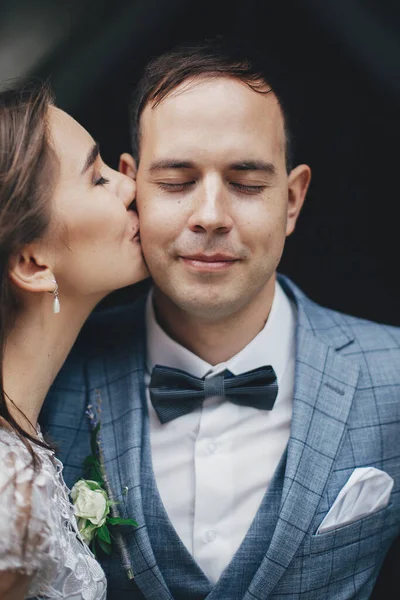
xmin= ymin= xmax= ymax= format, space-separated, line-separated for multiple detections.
xmin=208 ymin=442 xmax=218 ymax=454
xmin=205 ymin=529 xmax=217 ymax=543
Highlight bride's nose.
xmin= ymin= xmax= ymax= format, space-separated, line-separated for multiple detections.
xmin=117 ymin=172 xmax=136 ymax=208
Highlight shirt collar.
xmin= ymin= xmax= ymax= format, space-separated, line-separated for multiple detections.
xmin=146 ymin=281 xmax=296 ymax=383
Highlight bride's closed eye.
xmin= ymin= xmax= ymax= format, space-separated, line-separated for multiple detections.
xmin=93 ymin=174 xmax=110 ymax=187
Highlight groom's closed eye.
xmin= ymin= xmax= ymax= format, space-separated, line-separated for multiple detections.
xmin=155 ymin=180 xmax=269 ymax=196
xmin=147 ymin=158 xmax=276 ymax=196
xmin=147 ymin=161 xmax=197 ymax=194
xmin=157 ymin=181 xmax=195 ymax=192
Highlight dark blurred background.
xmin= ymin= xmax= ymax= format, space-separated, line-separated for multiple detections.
xmin=0 ymin=0 xmax=400 ymax=325
xmin=1 ymin=0 xmax=399 ymax=325
xmin=1 ymin=0 xmax=399 ymax=595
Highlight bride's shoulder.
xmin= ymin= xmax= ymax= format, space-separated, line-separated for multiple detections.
xmin=0 ymin=423 xmax=59 ymax=575
xmin=0 ymin=423 xmax=107 ymax=598
xmin=0 ymin=422 xmax=33 ymax=466
xmin=0 ymin=421 xmax=58 ymax=508
xmin=0 ymin=422 xmax=46 ymax=471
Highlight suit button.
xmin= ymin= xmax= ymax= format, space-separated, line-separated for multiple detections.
xmin=208 ymin=442 xmax=218 ymax=454
xmin=205 ymin=529 xmax=217 ymax=542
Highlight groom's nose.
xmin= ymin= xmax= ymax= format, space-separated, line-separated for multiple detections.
xmin=187 ymin=176 xmax=233 ymax=234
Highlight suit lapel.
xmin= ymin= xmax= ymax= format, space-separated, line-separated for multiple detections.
xmin=86 ymin=300 xmax=172 ymax=600
xmin=244 ymin=279 xmax=361 ymax=599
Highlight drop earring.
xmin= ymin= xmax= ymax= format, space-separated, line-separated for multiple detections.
xmin=52 ymin=280 xmax=60 ymax=314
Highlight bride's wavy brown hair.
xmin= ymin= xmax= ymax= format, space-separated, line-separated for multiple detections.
xmin=0 ymin=82 xmax=57 ymax=457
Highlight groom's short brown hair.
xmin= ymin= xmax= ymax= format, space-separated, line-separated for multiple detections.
xmin=130 ymin=37 xmax=294 ymax=173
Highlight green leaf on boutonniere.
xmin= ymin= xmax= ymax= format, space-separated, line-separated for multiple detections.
xmin=97 ymin=523 xmax=111 ymax=544
xmin=84 ymin=480 xmax=102 ymax=492
xmin=83 ymin=425 xmax=105 ymax=485
xmin=90 ymin=422 xmax=101 ymax=457
xmin=91 ymin=465 xmax=104 ymax=486
xmin=108 ymin=517 xmax=139 ymax=527
xmin=74 ymin=414 xmax=139 ymax=565
xmin=96 ymin=536 xmax=112 ymax=555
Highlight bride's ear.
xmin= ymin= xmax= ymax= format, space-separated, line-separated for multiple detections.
xmin=119 ymin=153 xmax=137 ymax=179
xmin=8 ymin=247 xmax=55 ymax=294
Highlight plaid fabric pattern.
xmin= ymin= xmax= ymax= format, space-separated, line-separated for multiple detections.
xmin=40 ymin=275 xmax=400 ymax=600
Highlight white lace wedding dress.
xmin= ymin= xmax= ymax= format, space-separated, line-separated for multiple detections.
xmin=0 ymin=426 xmax=107 ymax=599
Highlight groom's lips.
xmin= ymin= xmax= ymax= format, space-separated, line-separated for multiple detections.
xmin=180 ymin=253 xmax=239 ymax=272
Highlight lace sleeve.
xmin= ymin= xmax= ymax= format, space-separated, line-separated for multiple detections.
xmin=0 ymin=429 xmax=59 ymax=577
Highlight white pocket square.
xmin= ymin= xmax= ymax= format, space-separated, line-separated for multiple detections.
xmin=317 ymin=467 xmax=393 ymax=534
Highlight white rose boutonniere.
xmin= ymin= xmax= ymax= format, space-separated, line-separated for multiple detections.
xmin=71 ymin=480 xmax=110 ymax=542
xmin=71 ymin=422 xmax=137 ymax=556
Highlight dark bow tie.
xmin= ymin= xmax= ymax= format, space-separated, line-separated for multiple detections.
xmin=149 ymin=364 xmax=278 ymax=424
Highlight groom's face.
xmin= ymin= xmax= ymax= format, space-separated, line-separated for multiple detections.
xmin=136 ymin=76 xmax=301 ymax=320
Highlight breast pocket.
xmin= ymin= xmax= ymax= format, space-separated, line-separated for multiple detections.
xmin=297 ymin=504 xmax=397 ymax=597
xmin=309 ymin=503 xmax=395 ymax=553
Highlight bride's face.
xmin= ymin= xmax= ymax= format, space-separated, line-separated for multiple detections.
xmin=46 ymin=107 xmax=148 ymax=298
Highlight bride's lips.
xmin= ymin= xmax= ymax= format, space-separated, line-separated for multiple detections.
xmin=180 ymin=253 xmax=239 ymax=272
xmin=127 ymin=212 xmax=140 ymax=241
xmin=131 ymin=226 xmax=140 ymax=241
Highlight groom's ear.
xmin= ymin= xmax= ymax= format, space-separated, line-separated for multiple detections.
xmin=119 ymin=153 xmax=137 ymax=179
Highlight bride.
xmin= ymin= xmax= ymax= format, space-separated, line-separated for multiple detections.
xmin=0 ymin=83 xmax=149 ymax=599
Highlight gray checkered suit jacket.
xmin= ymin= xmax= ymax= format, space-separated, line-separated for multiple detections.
xmin=41 ymin=275 xmax=400 ymax=599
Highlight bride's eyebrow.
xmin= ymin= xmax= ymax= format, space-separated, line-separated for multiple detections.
xmin=81 ymin=142 xmax=100 ymax=175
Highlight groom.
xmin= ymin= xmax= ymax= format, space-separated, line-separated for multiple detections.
xmin=41 ymin=39 xmax=400 ymax=599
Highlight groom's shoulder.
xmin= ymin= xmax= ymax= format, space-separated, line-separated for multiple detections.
xmin=280 ymin=274 xmax=400 ymax=352
xmin=50 ymin=293 xmax=147 ymax=392
xmin=333 ymin=310 xmax=400 ymax=347
xmin=282 ymin=276 xmax=400 ymax=404
xmin=307 ymin=297 xmax=400 ymax=350
xmin=320 ymin=308 xmax=400 ymax=382
xmin=313 ymin=300 xmax=399 ymax=353
xmin=280 ymin=275 xmax=400 ymax=394
xmin=68 ymin=291 xmax=148 ymax=366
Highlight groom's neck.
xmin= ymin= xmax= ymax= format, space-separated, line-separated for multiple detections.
xmin=152 ymin=279 xmax=275 ymax=366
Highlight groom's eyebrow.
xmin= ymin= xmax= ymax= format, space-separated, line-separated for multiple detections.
xmin=147 ymin=159 xmax=276 ymax=175
xmin=228 ymin=160 xmax=276 ymax=175
xmin=147 ymin=159 xmax=194 ymax=172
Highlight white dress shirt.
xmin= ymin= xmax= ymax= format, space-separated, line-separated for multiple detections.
xmin=145 ymin=282 xmax=296 ymax=583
